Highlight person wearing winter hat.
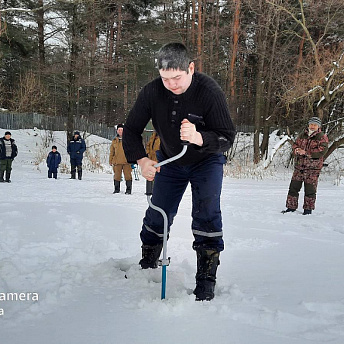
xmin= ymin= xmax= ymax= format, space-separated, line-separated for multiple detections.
xmin=283 ymin=117 xmax=328 ymax=215
xmin=109 ymin=124 xmax=132 ymax=194
xmin=46 ymin=145 xmax=62 ymax=179
xmin=308 ymin=117 xmax=322 ymax=127
xmin=122 ymin=42 xmax=235 ymax=301
xmin=67 ymin=131 xmax=86 ymax=180
xmin=0 ymin=131 xmax=18 ymax=182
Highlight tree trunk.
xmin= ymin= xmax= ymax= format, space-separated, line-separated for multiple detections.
xmin=191 ymin=0 xmax=196 ymax=47
xmin=295 ymin=31 xmax=306 ymax=79
xmin=87 ymin=1 xmax=97 ymax=120
xmin=185 ymin=1 xmax=190 ymax=46
xmin=197 ymin=0 xmax=203 ymax=71
xmin=214 ymin=0 xmax=220 ymax=68
xmin=114 ymin=3 xmax=122 ymax=65
xmin=253 ymin=3 xmax=268 ymax=164
xmin=36 ymin=0 xmax=45 ymax=67
xmin=67 ymin=1 xmax=78 ymax=142
xmin=105 ymin=5 xmax=117 ymax=125
xmin=260 ymin=10 xmax=280 ymax=159
xmin=124 ymin=61 xmax=128 ymax=117
xmin=229 ymin=0 xmax=240 ymax=124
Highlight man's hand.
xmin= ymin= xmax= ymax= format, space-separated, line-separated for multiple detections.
xmin=295 ymin=148 xmax=306 ymax=155
xmin=137 ymin=157 xmax=160 ymax=181
xmin=180 ymin=119 xmax=203 ymax=146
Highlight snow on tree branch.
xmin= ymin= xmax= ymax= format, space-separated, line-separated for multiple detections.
xmin=263 ymin=135 xmax=291 ymax=169
xmin=0 ymin=5 xmax=51 ymax=14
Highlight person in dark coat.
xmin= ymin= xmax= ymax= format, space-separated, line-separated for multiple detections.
xmin=67 ymin=131 xmax=86 ymax=180
xmin=123 ymin=43 xmax=236 ymax=301
xmin=0 ymin=131 xmax=18 ymax=183
xmin=46 ymin=145 xmax=62 ymax=179
xmin=283 ymin=117 xmax=328 ymax=215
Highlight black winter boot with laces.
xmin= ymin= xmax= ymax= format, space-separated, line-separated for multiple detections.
xmin=139 ymin=244 xmax=163 ymax=269
xmin=193 ymin=249 xmax=220 ymax=301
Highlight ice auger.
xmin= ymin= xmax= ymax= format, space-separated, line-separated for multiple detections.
xmin=145 ymin=142 xmax=188 ymax=300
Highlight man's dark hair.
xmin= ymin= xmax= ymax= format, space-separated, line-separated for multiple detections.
xmin=156 ymin=43 xmax=192 ymax=72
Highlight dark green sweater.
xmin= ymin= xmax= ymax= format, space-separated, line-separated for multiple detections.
xmin=123 ymin=72 xmax=236 ymax=165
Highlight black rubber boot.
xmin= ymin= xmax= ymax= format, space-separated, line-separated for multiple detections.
xmin=113 ymin=180 xmax=120 ymax=193
xmin=193 ymin=249 xmax=220 ymax=301
xmin=125 ymin=180 xmax=132 ymax=194
xmin=77 ymin=166 xmax=82 ymax=180
xmin=70 ymin=165 xmax=76 ymax=179
xmin=5 ymin=170 xmax=11 ymax=183
xmin=281 ymin=208 xmax=296 ymax=214
xmin=139 ymin=244 xmax=163 ymax=269
xmin=303 ymin=209 xmax=312 ymax=215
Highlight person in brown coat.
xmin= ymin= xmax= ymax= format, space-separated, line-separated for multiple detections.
xmin=145 ymin=131 xmax=160 ymax=162
xmin=283 ymin=117 xmax=328 ymax=215
xmin=109 ymin=124 xmax=132 ymax=194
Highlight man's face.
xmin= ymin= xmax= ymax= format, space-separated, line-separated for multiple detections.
xmin=308 ymin=123 xmax=320 ymax=131
xmin=4 ymin=134 xmax=11 ymax=140
xmin=117 ymin=128 xmax=123 ymax=137
xmin=159 ymin=62 xmax=194 ymax=95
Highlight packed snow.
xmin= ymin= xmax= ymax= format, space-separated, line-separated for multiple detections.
xmin=1 ymin=128 xmax=344 ymax=344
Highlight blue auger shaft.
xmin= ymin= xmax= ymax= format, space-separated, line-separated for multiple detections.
xmin=161 ymin=265 xmax=167 ymax=299
xmin=145 ymin=143 xmax=188 ymax=300
xmin=146 ymin=195 xmax=169 ymax=300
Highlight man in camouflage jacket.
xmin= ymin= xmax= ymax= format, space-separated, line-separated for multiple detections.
xmin=284 ymin=117 xmax=328 ymax=215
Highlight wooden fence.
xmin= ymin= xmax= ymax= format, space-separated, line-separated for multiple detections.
xmin=0 ymin=112 xmax=116 ymax=140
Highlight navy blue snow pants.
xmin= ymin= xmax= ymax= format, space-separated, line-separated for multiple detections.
xmin=48 ymin=168 xmax=58 ymax=179
xmin=141 ymin=152 xmax=226 ymax=252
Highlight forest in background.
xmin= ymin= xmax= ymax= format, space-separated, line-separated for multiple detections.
xmin=0 ymin=0 xmax=343 ymax=163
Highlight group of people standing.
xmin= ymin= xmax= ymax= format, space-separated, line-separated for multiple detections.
xmin=46 ymin=130 xmax=86 ymax=180
xmin=0 ymin=130 xmax=86 ymax=181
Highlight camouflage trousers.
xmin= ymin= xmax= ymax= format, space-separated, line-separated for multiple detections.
xmin=286 ymin=168 xmax=320 ymax=210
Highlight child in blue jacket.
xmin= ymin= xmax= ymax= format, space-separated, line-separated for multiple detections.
xmin=46 ymin=145 xmax=61 ymax=179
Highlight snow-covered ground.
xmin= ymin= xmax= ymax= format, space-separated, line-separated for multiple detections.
xmin=1 ymin=129 xmax=344 ymax=344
